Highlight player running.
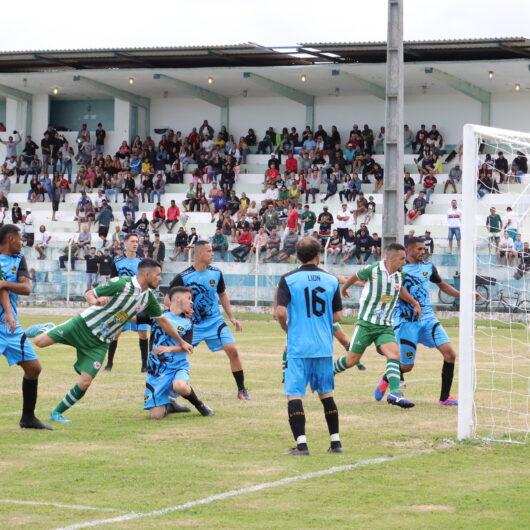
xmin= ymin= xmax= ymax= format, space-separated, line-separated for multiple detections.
xmin=104 ymin=233 xmax=149 ymax=373
xmin=373 ymin=237 xmax=459 ymax=406
xmin=0 ymin=224 xmax=51 ymax=430
xmin=168 ymin=240 xmax=250 ymax=400
xmin=142 ymin=286 xmax=213 ymax=419
xmin=27 ymin=258 xmax=193 ymax=423
xmin=275 ymin=237 xmax=343 ymax=455
xmin=334 ymin=243 xmax=421 ymax=408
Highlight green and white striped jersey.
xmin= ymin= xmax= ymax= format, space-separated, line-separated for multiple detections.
xmin=356 ymin=262 xmax=404 ymax=326
xmin=80 ymin=276 xmax=162 ymax=343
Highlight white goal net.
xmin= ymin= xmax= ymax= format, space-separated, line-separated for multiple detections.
xmin=459 ymin=124 xmax=530 ymax=443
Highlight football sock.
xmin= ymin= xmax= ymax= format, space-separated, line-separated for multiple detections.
xmin=232 ymin=370 xmax=245 ymax=391
xmin=440 ymin=361 xmax=455 ymax=401
xmin=22 ymin=377 xmax=38 ymax=418
xmin=321 ymin=397 xmax=339 ymax=438
xmin=333 ymin=356 xmax=349 ymax=375
xmin=106 ymin=340 xmax=118 ymax=366
xmin=386 ymin=359 xmax=401 ymax=394
xmin=400 ymin=370 xmax=405 ymax=382
xmin=139 ymin=339 xmax=149 ymax=369
xmin=54 ymin=384 xmax=86 ymax=414
xmin=288 ymin=399 xmax=307 ymax=449
xmin=183 ymin=387 xmax=202 ymax=409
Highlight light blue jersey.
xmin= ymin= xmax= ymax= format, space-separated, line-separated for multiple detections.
xmin=0 ymin=253 xmax=30 ymax=320
xmin=112 ymin=255 xmax=141 ymax=278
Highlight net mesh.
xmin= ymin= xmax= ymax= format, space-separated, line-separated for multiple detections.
xmin=469 ymin=128 xmax=530 ymax=443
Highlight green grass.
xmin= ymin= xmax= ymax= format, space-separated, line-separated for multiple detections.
xmin=0 ymin=316 xmax=529 ymax=529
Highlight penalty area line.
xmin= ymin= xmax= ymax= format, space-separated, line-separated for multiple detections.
xmin=0 ymin=499 xmax=130 ymax=513
xmin=58 ymin=446 xmax=445 ymax=529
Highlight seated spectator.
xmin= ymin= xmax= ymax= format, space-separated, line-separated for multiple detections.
xmin=408 ymin=191 xmax=427 ymax=223
xmin=511 ymin=151 xmax=528 ymax=183
xmin=444 ymin=164 xmax=461 ymax=193
xmin=418 ymin=153 xmax=434 ymax=184
xmin=371 ymin=232 xmax=382 ymax=260
xmin=121 ymin=212 xmax=135 ymax=235
xmin=246 ymin=227 xmax=268 ymax=263
xmin=140 ymin=173 xmax=154 ymax=203
xmin=0 ymin=191 xmax=8 ymax=209
xmin=373 ymin=163 xmax=384 ymax=192
xmin=170 ymin=227 xmax=188 ymax=261
xmin=403 ymin=172 xmax=415 ymax=203
xmin=35 ymin=225 xmax=52 ymax=260
xmin=184 ymin=227 xmax=199 ymax=261
xmin=231 ymin=226 xmax=253 ymax=262
xmin=494 ymin=151 xmax=509 ymax=184
xmin=227 ymin=190 xmax=241 ymax=216
xmin=361 ymin=153 xmax=375 ymax=183
xmin=150 ymin=173 xmax=165 ymax=203
xmin=317 ymin=206 xmax=333 ymax=243
xmin=212 ymin=228 xmax=228 ymax=260
xmin=134 ymin=213 xmax=150 ymax=237
xmin=423 ymin=173 xmax=437 ymax=203
xmin=262 ymin=202 xmax=281 ymax=233
xmin=209 ymin=189 xmax=228 ymax=223
xmin=59 ymin=240 xmax=80 ymax=270
xmin=514 ymin=233 xmax=524 ymax=261
xmin=150 ymin=203 xmax=166 ymax=231
xmin=351 ymin=192 xmax=368 ymax=224
xmin=403 ymin=124 xmax=414 ymax=150
xmin=11 ymin=202 xmax=22 ymax=224
xmin=276 ymin=227 xmax=299 ymax=263
xmin=497 ymin=230 xmax=517 ymax=267
xmin=165 ymin=200 xmax=180 ymax=233
xmin=340 ymin=229 xmax=356 ymax=264
xmin=514 ymin=241 xmax=530 ymax=279
xmin=322 ymin=174 xmax=338 ymax=203
xmin=76 ymin=225 xmax=92 ymax=256
xmin=263 ymin=228 xmax=281 ymax=262
xmin=326 ymin=229 xmax=342 ymax=265
xmin=354 ymin=228 xmax=373 ymax=265
xmin=305 ymin=168 xmax=322 ymax=204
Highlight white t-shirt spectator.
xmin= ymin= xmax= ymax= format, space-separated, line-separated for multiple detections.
xmin=499 ymin=235 xmax=515 ymax=251
xmin=446 ymin=207 xmax=462 ymax=228
xmin=502 ymin=211 xmax=518 ymax=231
xmin=265 ymin=187 xmax=278 ymax=201
xmin=38 ymin=231 xmax=51 ymax=245
xmin=24 ymin=213 xmax=34 ymax=234
xmin=335 ymin=209 xmax=351 ymax=229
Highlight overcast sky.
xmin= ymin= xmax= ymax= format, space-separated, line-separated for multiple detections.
xmin=3 ymin=0 xmax=529 ymax=51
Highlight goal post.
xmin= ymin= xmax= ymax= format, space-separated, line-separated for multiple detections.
xmin=458 ymin=123 xmax=530 ymax=443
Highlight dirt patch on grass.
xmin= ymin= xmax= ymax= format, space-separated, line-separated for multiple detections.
xmin=382 ymin=438 xmax=426 ymax=448
xmin=408 ymin=504 xmax=455 ymax=512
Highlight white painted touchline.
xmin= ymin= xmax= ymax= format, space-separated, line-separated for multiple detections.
xmin=0 ymin=499 xmax=130 ymax=513
xmin=58 ymin=447 xmax=445 ymax=530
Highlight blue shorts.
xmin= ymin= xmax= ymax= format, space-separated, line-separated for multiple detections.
xmin=144 ymin=355 xmax=190 ymax=409
xmin=394 ymin=317 xmax=450 ymax=365
xmin=122 ymin=322 xmax=149 ymax=332
xmin=284 ymin=357 xmax=334 ymax=396
xmin=0 ymin=324 xmax=38 ymax=366
xmin=448 ymin=227 xmax=461 ymax=241
xmin=192 ymin=318 xmax=234 ymax=352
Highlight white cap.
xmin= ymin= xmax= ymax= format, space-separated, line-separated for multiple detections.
xmin=26 ymin=208 xmax=31 ymax=212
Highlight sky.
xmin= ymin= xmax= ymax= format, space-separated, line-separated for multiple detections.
xmin=2 ymin=0 xmax=529 ymax=51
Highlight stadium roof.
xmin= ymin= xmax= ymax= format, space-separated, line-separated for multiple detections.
xmin=0 ymin=38 xmax=529 ymax=73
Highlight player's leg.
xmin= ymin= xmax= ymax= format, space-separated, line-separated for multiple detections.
xmin=223 ymin=342 xmax=250 ymax=399
xmin=333 ymin=323 xmax=366 ymax=374
xmin=51 ymin=371 xmax=94 ymax=423
xmin=138 ymin=329 xmax=149 ymax=373
xmin=104 ymin=331 xmax=121 ymax=372
xmin=172 ymin=375 xmax=213 ymax=416
xmin=285 ymin=358 xmax=309 ymax=455
xmin=437 ymin=342 xmax=458 ymax=405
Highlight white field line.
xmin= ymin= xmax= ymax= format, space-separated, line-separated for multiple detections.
xmin=58 ymin=447 xmax=444 ymax=530
xmin=0 ymin=499 xmax=129 ymax=513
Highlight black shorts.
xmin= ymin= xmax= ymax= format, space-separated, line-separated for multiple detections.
xmin=52 ymin=201 xmax=59 ymax=212
xmin=98 ymin=226 xmax=109 ymax=238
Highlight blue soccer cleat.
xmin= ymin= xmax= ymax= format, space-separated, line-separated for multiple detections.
xmin=49 ymin=411 xmax=72 ymax=423
xmin=374 ymin=376 xmax=389 ymax=401
xmin=387 ymin=393 xmax=415 ymax=409
xmin=25 ymin=322 xmax=55 ymax=338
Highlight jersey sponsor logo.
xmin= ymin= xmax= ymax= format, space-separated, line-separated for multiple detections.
xmin=93 ymin=361 xmax=101 ymax=370
xmin=110 ymin=277 xmax=120 ymax=283
xmin=113 ymin=311 xmax=129 ymax=324
xmin=380 ymin=295 xmax=393 ymax=303
xmin=406 ymin=351 xmax=414 ymax=359
xmin=423 ymin=272 xmax=429 ymax=277
xmin=11 ymin=266 xmax=17 ymax=275
xmin=177 ymin=326 xmax=184 ymax=333
xmin=144 ymin=393 xmax=149 ymax=404
xmin=209 ymin=279 xmax=216 ymax=287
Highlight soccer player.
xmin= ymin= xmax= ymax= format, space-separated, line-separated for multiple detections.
xmin=142 ymin=286 xmax=213 ymax=419
xmin=0 ymin=224 xmax=51 ymax=430
xmin=104 ymin=233 xmax=149 ymax=372
xmin=275 ymin=236 xmax=343 ymax=455
xmin=168 ymin=240 xmax=250 ymax=400
xmin=28 ymin=259 xmax=193 ymax=423
xmin=374 ymin=237 xmax=460 ymax=406
xmin=334 ymin=243 xmax=421 ymax=408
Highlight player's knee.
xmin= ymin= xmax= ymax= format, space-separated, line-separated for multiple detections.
xmin=78 ymin=372 xmax=94 ymax=391
xmin=224 ymin=344 xmax=239 ymax=359
xmin=442 ymin=348 xmax=456 ymax=363
xmin=172 ymin=379 xmax=189 ymax=395
xmin=149 ymin=408 xmax=166 ymax=420
xmin=401 ymin=363 xmax=414 ymax=373
xmin=22 ymin=360 xmax=41 ymax=379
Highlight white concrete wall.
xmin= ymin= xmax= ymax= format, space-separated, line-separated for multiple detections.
xmin=491 ymin=92 xmax=530 ymax=134
xmin=112 ymin=98 xmax=131 ymax=155
xmin=31 ymin=94 xmax=49 ymax=140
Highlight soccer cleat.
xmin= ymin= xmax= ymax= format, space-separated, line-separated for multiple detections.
xmin=19 ymin=416 xmax=53 ymax=430
xmin=439 ymin=396 xmax=458 ymax=406
xmin=104 ymin=364 xmax=113 ymax=372
xmin=49 ymin=411 xmax=72 ymax=423
xmin=25 ymin=322 xmax=55 ymax=338
xmin=166 ymin=398 xmax=191 ymax=414
xmin=328 ymin=442 xmax=343 ymax=453
xmin=374 ymin=376 xmax=389 ymax=401
xmin=356 ymin=361 xmax=367 ymax=371
xmin=237 ymin=388 xmax=251 ymax=400
xmin=140 ymin=366 xmax=147 ymax=373
xmin=387 ymin=393 xmax=415 ymax=409
xmin=286 ymin=447 xmax=310 ymax=456
xmin=196 ymin=403 xmax=214 ymax=417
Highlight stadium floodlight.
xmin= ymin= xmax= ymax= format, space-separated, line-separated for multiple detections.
xmin=459 ymin=124 xmax=530 ymax=444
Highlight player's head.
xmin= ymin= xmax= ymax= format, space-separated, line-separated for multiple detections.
xmin=194 ymin=240 xmax=213 ymax=265
xmin=0 ymin=224 xmax=23 ymax=254
xmin=168 ymin=286 xmax=193 ymax=316
xmin=407 ymin=237 xmax=426 ymax=262
xmin=137 ymin=258 xmax=162 ymax=289
xmin=296 ymin=236 xmax=321 ymax=264
xmin=124 ymin=233 xmax=139 ymax=253
xmin=384 ymin=243 xmax=406 ymax=272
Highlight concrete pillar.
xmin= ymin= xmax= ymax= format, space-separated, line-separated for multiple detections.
xmin=113 ymin=98 xmax=131 ymax=155
xmin=31 ymin=94 xmax=49 ymax=139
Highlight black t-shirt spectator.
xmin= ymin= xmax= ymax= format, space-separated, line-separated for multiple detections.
xmin=41 ymin=138 xmax=51 ymax=155
xmin=134 ymin=218 xmax=149 ymax=234
xmin=512 ymin=154 xmax=528 ymax=174
xmin=413 ymin=197 xmax=427 ymax=213
xmin=96 ymin=128 xmax=106 ymax=146
xmin=494 ymin=156 xmax=508 ymax=174
xmin=23 ymin=141 xmax=39 ymax=156
xmin=85 ymin=256 xmax=100 ymax=274
xmin=99 ymin=255 xmax=113 ymax=275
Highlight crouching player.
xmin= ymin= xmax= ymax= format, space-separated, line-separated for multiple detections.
xmin=143 ymin=286 xmax=214 ymax=419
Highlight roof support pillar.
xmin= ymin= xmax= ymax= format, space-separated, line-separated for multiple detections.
xmin=0 ymin=84 xmax=32 ymax=134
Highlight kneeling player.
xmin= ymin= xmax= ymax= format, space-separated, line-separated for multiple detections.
xmin=144 ymin=286 xmax=213 ymax=419
xmin=374 ymin=237 xmax=459 ymax=406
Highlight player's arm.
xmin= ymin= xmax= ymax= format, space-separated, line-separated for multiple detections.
xmin=86 ymin=277 xmax=127 ymax=306
xmin=340 ymin=274 xmax=365 ymax=297
xmin=154 ymin=316 xmax=193 ymax=354
xmin=399 ymin=286 xmax=422 ymax=319
xmin=217 ymin=273 xmax=242 ymax=331
xmin=0 ymin=256 xmax=31 ymax=296
xmin=333 ymin=323 xmax=349 ymax=349
xmin=332 ymin=283 xmax=343 ymax=323
xmin=0 ymin=288 xmax=16 ymax=333
xmin=275 ymin=279 xmax=289 ymax=333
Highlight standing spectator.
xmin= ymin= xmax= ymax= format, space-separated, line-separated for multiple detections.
xmin=0 ymin=172 xmax=11 ymax=196
xmin=165 ymin=200 xmax=180 ymax=233
xmin=82 ymin=247 xmax=100 ymax=289
xmin=150 ymin=173 xmax=165 ymax=203
xmin=305 ymin=168 xmax=322 ymax=204
xmin=408 ymin=191 xmax=427 ymax=223
xmin=95 ymin=123 xmax=106 ymax=155
xmin=285 ymin=203 xmax=300 ymax=234
xmin=317 ymin=206 xmax=334 ymax=243
xmin=198 ymin=120 xmax=214 ymax=140
xmin=149 ymin=233 xmax=166 ymax=267
xmin=444 ymin=164 xmax=462 ymax=193
xmin=301 ymin=204 xmax=317 ymax=236
xmin=184 ymin=227 xmax=199 ymax=261
xmin=97 ymin=248 xmax=113 ymax=284
xmin=247 ymin=227 xmax=268 ymax=263
xmin=262 ymin=203 xmax=281 ymax=233
xmin=212 ymin=227 xmax=228 ymax=260
xmin=34 ymin=225 xmax=51 ymax=259
xmin=494 ymin=152 xmax=509 ymax=184
xmin=497 ymin=230 xmax=517 ymax=267
xmin=22 ymin=135 xmax=39 ymax=183
xmin=446 ymin=200 xmax=462 ymax=254
xmin=11 ymin=202 xmax=22 ymax=224
xmin=351 ymin=192 xmax=368 ymax=225
xmin=95 ymin=200 xmax=113 ymax=247
xmin=22 ymin=208 xmax=34 ymax=247
xmin=403 ymin=124 xmax=414 ymax=150
xmin=503 ymin=206 xmax=518 ymax=240
xmin=231 ymin=226 xmax=253 ymax=262
xmin=0 ymin=131 xmax=22 ymax=160
xmin=51 ymin=174 xmax=62 ymax=221
xmin=170 ymin=227 xmax=188 ymax=261
xmin=335 ymin=203 xmax=351 ymax=242
xmin=40 ymin=132 xmax=52 ymax=175
xmin=423 ymin=230 xmax=434 ymax=258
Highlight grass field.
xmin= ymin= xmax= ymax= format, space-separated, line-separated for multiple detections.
xmin=0 ymin=314 xmax=529 ymax=529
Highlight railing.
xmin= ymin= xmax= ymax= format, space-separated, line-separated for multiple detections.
xmin=66 ymin=238 xmax=74 ymax=303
